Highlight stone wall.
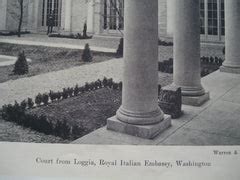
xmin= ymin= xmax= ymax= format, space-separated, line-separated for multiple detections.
xmin=0 ymin=0 xmax=7 ymax=30
xmin=71 ymin=0 xmax=88 ymax=33
xmin=6 ymin=0 xmax=29 ymax=31
xmin=26 ymin=0 xmax=40 ymax=32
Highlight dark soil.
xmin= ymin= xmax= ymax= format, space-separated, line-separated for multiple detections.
xmin=27 ymin=87 xmax=122 ymax=141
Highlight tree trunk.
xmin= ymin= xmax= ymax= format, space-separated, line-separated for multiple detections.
xmin=18 ymin=0 xmax=23 ymax=37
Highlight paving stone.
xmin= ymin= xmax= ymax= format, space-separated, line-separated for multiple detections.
xmin=161 ymin=127 xmax=240 ymax=145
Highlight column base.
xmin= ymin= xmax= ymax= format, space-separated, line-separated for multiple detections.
xmin=107 ymin=115 xmax=171 ymax=139
xmin=182 ymin=91 xmax=210 ymax=106
xmin=220 ymin=66 xmax=240 ymax=74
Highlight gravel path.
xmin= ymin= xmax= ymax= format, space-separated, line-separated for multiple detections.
xmin=0 ymin=35 xmax=117 ymax=53
xmin=0 ymin=34 xmax=224 ymax=60
xmin=0 ymin=35 xmax=223 ymax=143
xmin=0 ymin=59 xmax=122 ymax=107
xmin=0 ymin=34 xmax=120 ymax=49
xmin=0 ymin=58 xmax=173 ymax=107
xmin=0 ymin=58 xmax=172 ymax=143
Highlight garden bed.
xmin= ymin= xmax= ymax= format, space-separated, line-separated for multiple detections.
xmin=1 ymin=78 xmax=122 ymax=142
xmin=0 ymin=116 xmax=70 ymax=143
xmin=0 ymin=30 xmax=30 ymax=36
xmin=158 ymin=56 xmax=224 ymax=77
xmin=0 ymin=42 xmax=116 ymax=83
xmin=27 ymin=87 xmax=121 ymax=141
xmin=48 ymin=33 xmax=92 ymax=40
xmin=1 ymin=75 xmax=174 ymax=142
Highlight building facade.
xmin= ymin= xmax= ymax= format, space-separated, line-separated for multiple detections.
xmin=0 ymin=0 xmax=225 ymax=43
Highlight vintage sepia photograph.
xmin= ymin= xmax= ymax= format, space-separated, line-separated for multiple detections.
xmin=0 ymin=0 xmax=240 ymax=165
xmin=0 ymin=0 xmax=240 ymax=146
xmin=1 ymin=0 xmax=240 ymax=179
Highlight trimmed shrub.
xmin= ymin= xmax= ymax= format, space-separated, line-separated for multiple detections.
xmin=158 ymin=85 xmax=162 ymax=96
xmin=158 ymin=39 xmax=173 ymax=46
xmin=109 ymin=79 xmax=114 ymax=88
xmin=83 ymin=22 xmax=87 ymax=38
xmin=42 ymin=93 xmax=49 ymax=105
xmin=84 ymin=82 xmax=90 ymax=91
xmin=13 ymin=51 xmax=29 ymax=75
xmin=62 ymin=88 xmax=69 ymax=99
xmin=35 ymin=93 xmax=43 ymax=106
xmin=79 ymin=86 xmax=85 ymax=93
xmin=27 ymin=98 xmax=34 ymax=108
xmin=20 ymin=100 xmax=27 ymax=110
xmin=0 ymin=30 xmax=30 ymax=36
xmin=89 ymin=82 xmax=95 ymax=91
xmin=97 ymin=79 xmax=102 ymax=88
xmin=56 ymin=91 xmax=62 ymax=100
xmin=118 ymin=82 xmax=123 ymax=91
xmin=102 ymin=77 xmax=108 ymax=87
xmin=74 ymin=85 xmax=80 ymax=96
xmin=116 ymin=38 xmax=123 ymax=58
xmin=48 ymin=33 xmax=92 ymax=40
xmin=49 ymin=91 xmax=56 ymax=102
xmin=82 ymin=43 xmax=93 ymax=62
xmin=67 ymin=88 xmax=74 ymax=97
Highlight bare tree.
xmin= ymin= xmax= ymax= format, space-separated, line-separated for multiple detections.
xmin=17 ymin=0 xmax=24 ymax=37
xmin=8 ymin=0 xmax=27 ymax=37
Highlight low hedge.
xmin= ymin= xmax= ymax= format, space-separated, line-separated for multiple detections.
xmin=158 ymin=39 xmax=173 ymax=46
xmin=0 ymin=30 xmax=30 ymax=36
xmin=28 ymin=77 xmax=122 ymax=108
xmin=1 ymin=77 xmax=122 ymax=139
xmin=159 ymin=56 xmax=224 ymax=77
xmin=48 ymin=33 xmax=92 ymax=40
xmin=200 ymin=56 xmax=224 ymax=65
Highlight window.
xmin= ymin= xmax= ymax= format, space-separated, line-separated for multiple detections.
xmin=200 ymin=0 xmax=225 ymax=39
xmin=207 ymin=0 xmax=218 ymax=35
xmin=200 ymin=0 xmax=205 ymax=34
xmin=103 ymin=0 xmax=124 ymax=31
xmin=220 ymin=0 xmax=225 ymax=35
xmin=42 ymin=0 xmax=62 ymax=27
xmin=41 ymin=0 xmax=45 ymax=26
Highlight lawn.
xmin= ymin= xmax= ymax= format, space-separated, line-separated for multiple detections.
xmin=0 ymin=42 xmax=116 ymax=83
xmin=27 ymin=87 xmax=122 ymax=141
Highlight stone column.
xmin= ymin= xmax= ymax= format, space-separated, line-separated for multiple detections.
xmin=87 ymin=0 xmax=94 ymax=33
xmin=220 ymin=0 xmax=240 ymax=73
xmin=93 ymin=0 xmax=101 ymax=34
xmin=172 ymin=0 xmax=209 ymax=106
xmin=166 ymin=0 xmax=175 ymax=37
xmin=64 ymin=0 xmax=72 ymax=32
xmin=107 ymin=0 xmax=171 ymax=139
